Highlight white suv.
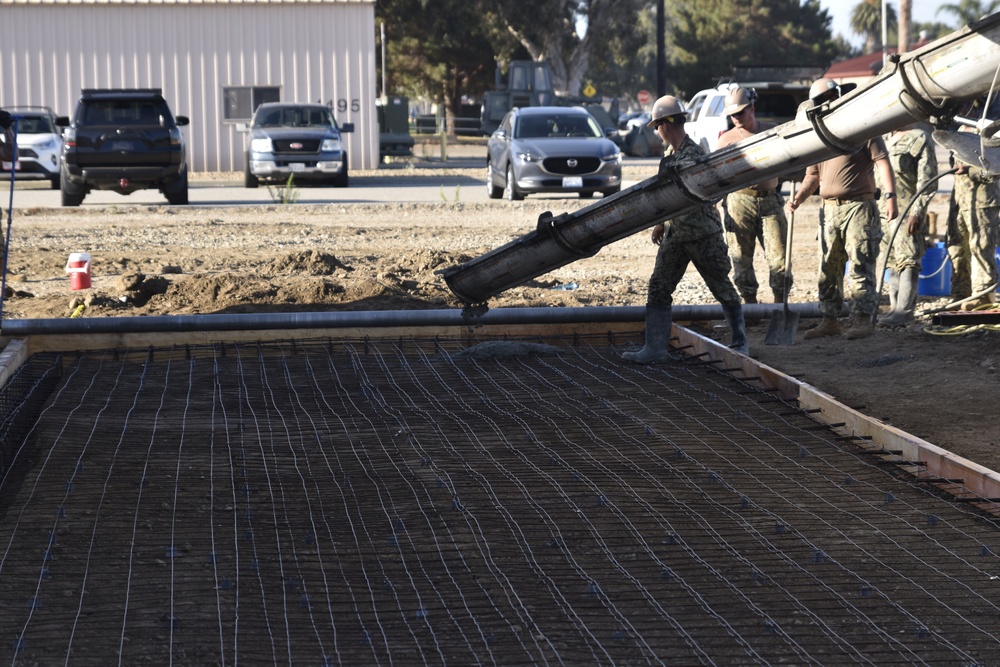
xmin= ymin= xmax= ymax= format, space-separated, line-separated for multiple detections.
xmin=685 ymin=82 xmax=809 ymax=153
xmin=1 ymin=106 xmax=62 ymax=189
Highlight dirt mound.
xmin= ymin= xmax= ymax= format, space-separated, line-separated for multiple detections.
xmin=267 ymin=250 xmax=352 ymax=276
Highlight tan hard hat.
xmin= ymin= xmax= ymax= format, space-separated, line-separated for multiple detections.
xmin=647 ymin=95 xmax=687 ymax=127
xmin=724 ymin=87 xmax=755 ymax=116
xmin=809 ymin=78 xmax=857 ymax=105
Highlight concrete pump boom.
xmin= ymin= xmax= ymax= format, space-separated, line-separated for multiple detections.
xmin=440 ymin=13 xmax=1000 ymax=305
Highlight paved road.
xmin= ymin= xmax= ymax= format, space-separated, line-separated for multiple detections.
xmin=0 ymin=154 xmax=662 ymax=209
xmin=0 ymin=148 xmax=954 ymax=210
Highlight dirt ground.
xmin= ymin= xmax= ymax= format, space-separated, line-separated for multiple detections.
xmin=0 ymin=165 xmax=998 ymax=474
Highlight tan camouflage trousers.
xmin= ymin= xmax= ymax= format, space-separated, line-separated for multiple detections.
xmin=647 ymin=231 xmax=741 ymax=308
xmin=947 ymin=198 xmax=999 ymax=297
xmin=879 ymin=209 xmax=927 ymax=273
xmin=817 ymin=198 xmax=882 ymax=318
xmin=723 ymin=192 xmax=789 ymax=299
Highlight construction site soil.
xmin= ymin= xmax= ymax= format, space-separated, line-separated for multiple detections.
xmin=1 ymin=167 xmax=997 ymax=476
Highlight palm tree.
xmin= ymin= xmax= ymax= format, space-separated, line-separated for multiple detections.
xmin=936 ymin=0 xmax=1000 ymax=27
xmin=850 ymin=0 xmax=898 ymax=53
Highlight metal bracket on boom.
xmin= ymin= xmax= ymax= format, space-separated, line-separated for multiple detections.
xmin=657 ymin=157 xmax=716 ymax=206
xmin=805 ymin=104 xmax=859 ymax=155
xmin=886 ymin=54 xmax=957 ymax=127
xmin=536 ymin=211 xmax=599 ymax=260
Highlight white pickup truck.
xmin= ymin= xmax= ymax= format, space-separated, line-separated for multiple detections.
xmin=685 ymin=82 xmax=810 ymax=154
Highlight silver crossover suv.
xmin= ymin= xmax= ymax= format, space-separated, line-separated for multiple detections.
xmin=486 ymin=106 xmax=622 ymax=200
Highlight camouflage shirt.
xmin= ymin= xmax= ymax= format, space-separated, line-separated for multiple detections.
xmin=661 ymin=135 xmax=724 ymax=242
xmin=876 ymin=127 xmax=937 ymax=219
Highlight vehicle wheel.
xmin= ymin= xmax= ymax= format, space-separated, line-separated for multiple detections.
xmin=164 ymin=170 xmax=189 ymax=205
xmin=504 ymin=164 xmax=524 ymax=201
xmin=60 ymin=173 xmax=85 ymax=207
xmin=244 ymin=159 xmax=259 ymax=188
xmin=601 ymin=185 xmax=621 ymax=197
xmin=485 ymin=161 xmax=503 ymax=199
xmin=332 ymin=167 xmax=349 ymax=188
xmin=578 ymin=191 xmax=595 ymax=199
xmin=49 ymin=173 xmax=61 ymax=190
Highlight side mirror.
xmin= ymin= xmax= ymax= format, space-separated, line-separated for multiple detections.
xmin=340 ymin=122 xmax=355 ymax=133
xmin=175 ymin=115 xmax=190 ymax=127
xmin=56 ymin=116 xmax=70 ymax=127
xmin=235 ymin=122 xmax=250 ymax=133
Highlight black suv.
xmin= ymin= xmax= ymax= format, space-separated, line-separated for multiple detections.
xmin=57 ymin=88 xmax=190 ymax=206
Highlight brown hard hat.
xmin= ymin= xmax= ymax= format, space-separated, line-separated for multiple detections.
xmin=647 ymin=95 xmax=687 ymax=127
xmin=724 ymin=87 xmax=755 ymax=116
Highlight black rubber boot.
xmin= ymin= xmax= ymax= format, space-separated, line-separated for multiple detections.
xmin=622 ymin=305 xmax=673 ymax=363
xmin=721 ymin=302 xmax=749 ymax=355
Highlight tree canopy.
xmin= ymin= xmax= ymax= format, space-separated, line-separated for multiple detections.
xmin=376 ymin=0 xmax=845 ymax=117
xmin=935 ymin=0 xmax=1000 ymax=26
xmin=850 ymin=0 xmax=898 ymax=53
xmin=668 ymin=0 xmax=840 ymax=98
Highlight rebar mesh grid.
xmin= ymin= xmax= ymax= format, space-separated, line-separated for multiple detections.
xmin=1 ymin=336 xmax=999 ymax=666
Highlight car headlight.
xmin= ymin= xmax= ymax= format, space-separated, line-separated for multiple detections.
xmin=250 ymin=137 xmax=273 ymax=153
xmin=515 ymin=150 xmax=540 ymax=163
xmin=321 ymin=138 xmax=343 ymax=152
xmin=36 ymin=137 xmax=59 ymax=151
xmin=601 ymin=149 xmax=622 ymax=164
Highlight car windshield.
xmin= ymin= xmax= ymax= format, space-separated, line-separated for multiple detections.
xmin=255 ymin=107 xmax=333 ymax=128
xmin=18 ymin=116 xmax=55 ymax=134
xmin=514 ymin=114 xmax=600 ymax=139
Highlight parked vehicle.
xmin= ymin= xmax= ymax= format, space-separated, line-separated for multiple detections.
xmin=57 ymin=88 xmax=189 ymax=206
xmin=0 ymin=106 xmax=62 ymax=189
xmin=685 ymin=82 xmax=810 ymax=153
xmin=480 ymin=60 xmax=620 ymax=138
xmin=486 ymin=106 xmax=622 ymax=201
xmin=239 ymin=102 xmax=353 ymax=188
xmin=616 ymin=111 xmax=664 ymax=157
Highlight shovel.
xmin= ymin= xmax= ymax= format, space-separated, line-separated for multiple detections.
xmin=764 ymin=182 xmax=800 ymax=345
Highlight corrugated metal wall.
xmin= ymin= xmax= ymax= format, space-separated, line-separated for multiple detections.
xmin=1 ymin=1 xmax=378 ymax=172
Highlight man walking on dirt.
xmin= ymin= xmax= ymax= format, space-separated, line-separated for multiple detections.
xmin=786 ymin=79 xmax=898 ymax=341
xmin=623 ymin=95 xmax=748 ymax=363
xmin=716 ymin=87 xmax=790 ymax=304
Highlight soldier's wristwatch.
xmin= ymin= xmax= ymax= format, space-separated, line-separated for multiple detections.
xmin=884 ymin=192 xmax=896 ymax=200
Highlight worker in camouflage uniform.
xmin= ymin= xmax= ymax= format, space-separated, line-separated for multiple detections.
xmin=787 ymin=79 xmax=898 ymax=340
xmin=875 ymin=124 xmax=938 ymax=327
xmin=716 ymin=87 xmax=790 ymax=304
xmin=623 ymin=95 xmax=748 ymax=363
xmin=948 ymin=125 xmax=1000 ymax=310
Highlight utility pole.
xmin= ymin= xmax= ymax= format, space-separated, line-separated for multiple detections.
xmin=656 ymin=0 xmax=666 ymax=96
xmin=380 ymin=22 xmax=387 ymax=98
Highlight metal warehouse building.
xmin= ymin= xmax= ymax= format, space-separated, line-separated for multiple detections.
xmin=0 ymin=0 xmax=379 ymax=173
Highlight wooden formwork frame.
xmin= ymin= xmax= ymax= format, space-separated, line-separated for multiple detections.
xmin=2 ymin=317 xmax=999 ymax=514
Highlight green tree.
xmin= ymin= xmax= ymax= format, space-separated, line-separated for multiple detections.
xmin=669 ymin=0 xmax=841 ymax=99
xmin=376 ymin=0 xmax=497 ymax=127
xmin=850 ymin=0 xmax=897 ymax=53
xmin=488 ymin=0 xmax=648 ymax=97
xmin=935 ymin=0 xmax=1000 ymax=27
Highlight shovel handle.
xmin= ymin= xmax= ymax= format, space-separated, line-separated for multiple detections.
xmin=783 ymin=182 xmax=795 ymax=312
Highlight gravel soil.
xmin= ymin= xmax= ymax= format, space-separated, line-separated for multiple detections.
xmin=1 ymin=164 xmax=997 ymax=471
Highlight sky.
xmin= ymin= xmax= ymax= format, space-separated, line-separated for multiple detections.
xmin=820 ymin=0 xmax=954 ymax=48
